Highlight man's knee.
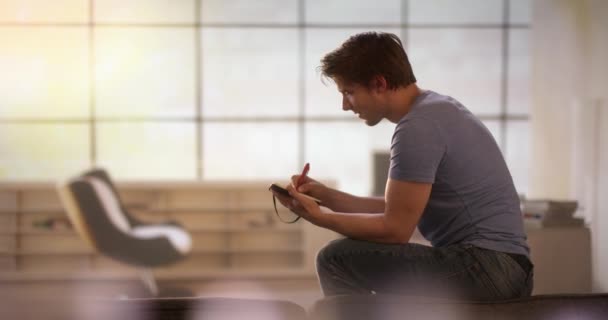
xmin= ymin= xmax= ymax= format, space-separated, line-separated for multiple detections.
xmin=316 ymin=238 xmax=360 ymax=270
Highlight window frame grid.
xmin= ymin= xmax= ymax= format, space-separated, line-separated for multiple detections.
xmin=0 ymin=0 xmax=529 ymax=189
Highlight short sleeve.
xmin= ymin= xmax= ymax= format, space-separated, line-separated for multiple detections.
xmin=389 ymin=117 xmax=446 ymax=183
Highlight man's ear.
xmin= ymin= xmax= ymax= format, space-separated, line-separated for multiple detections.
xmin=369 ymin=75 xmax=388 ymax=93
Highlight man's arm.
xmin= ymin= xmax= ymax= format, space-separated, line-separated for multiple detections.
xmin=284 ymin=178 xmax=431 ymax=244
xmin=290 ymin=175 xmax=385 ymax=213
xmin=323 ymin=188 xmax=385 ymax=213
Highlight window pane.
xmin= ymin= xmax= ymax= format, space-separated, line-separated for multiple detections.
xmin=202 ymin=0 xmax=297 ymax=24
xmin=506 ymin=121 xmax=529 ymax=195
xmin=409 ymin=29 xmax=502 ymax=116
xmin=409 ymin=0 xmax=502 ymax=24
xmin=95 ymin=28 xmax=196 ymax=118
xmin=306 ymin=0 xmax=401 ymax=25
xmin=509 ymin=0 xmax=531 ymax=24
xmin=96 ymin=122 xmax=196 ymax=180
xmin=0 ymin=0 xmax=88 ymax=23
xmin=305 ymin=121 xmax=396 ymax=196
xmin=202 ymin=28 xmax=298 ymax=118
xmin=305 ymin=28 xmax=400 ymax=117
xmin=202 ymin=123 xmax=298 ymax=180
xmin=507 ymin=29 xmax=530 ymax=115
xmin=95 ymin=0 xmax=195 ymax=23
xmin=0 ymin=27 xmax=89 ymax=119
xmin=0 ymin=124 xmax=90 ymax=180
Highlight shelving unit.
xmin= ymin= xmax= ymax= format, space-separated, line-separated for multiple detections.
xmin=0 ymin=181 xmax=338 ymax=280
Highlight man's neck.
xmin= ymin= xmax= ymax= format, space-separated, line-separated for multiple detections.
xmin=385 ymin=83 xmax=423 ymax=123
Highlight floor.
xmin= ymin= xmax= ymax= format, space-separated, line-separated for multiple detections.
xmin=0 ymin=277 xmax=324 ymax=315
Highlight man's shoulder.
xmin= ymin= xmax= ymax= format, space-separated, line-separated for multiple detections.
xmin=392 ymin=114 xmax=445 ymax=147
xmin=395 ymin=114 xmax=437 ymax=132
xmin=400 ymin=91 xmax=468 ymax=124
xmin=416 ymin=91 xmax=463 ymax=111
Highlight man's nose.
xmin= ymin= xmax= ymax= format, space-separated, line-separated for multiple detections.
xmin=342 ymin=96 xmax=350 ymax=111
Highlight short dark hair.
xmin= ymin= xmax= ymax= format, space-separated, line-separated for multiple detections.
xmin=319 ymin=32 xmax=416 ymax=90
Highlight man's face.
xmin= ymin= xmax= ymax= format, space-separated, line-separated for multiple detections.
xmin=334 ymin=78 xmax=384 ymax=126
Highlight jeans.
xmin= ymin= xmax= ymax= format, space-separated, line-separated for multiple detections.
xmin=316 ymin=238 xmax=534 ymax=301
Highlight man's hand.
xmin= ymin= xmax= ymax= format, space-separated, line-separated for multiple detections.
xmin=289 ymin=174 xmax=385 ymax=214
xmin=271 ymin=183 xmax=329 ymax=225
xmin=290 ymin=174 xmax=329 ymax=201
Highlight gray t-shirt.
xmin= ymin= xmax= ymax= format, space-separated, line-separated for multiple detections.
xmin=389 ymin=90 xmax=529 ymax=256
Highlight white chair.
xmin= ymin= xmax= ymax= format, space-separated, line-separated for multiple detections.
xmin=57 ymin=168 xmax=192 ymax=296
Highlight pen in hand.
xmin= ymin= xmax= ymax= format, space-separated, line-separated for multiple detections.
xmin=295 ymin=163 xmax=310 ymax=190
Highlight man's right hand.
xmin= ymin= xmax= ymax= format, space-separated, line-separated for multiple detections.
xmin=290 ymin=174 xmax=385 ymax=214
xmin=290 ymin=174 xmax=329 ymax=203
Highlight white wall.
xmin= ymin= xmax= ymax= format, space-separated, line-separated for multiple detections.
xmin=530 ymin=0 xmax=586 ymax=198
xmin=586 ymin=0 xmax=608 ymax=292
xmin=531 ymin=0 xmax=608 ymax=292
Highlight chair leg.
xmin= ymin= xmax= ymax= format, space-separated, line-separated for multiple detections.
xmin=138 ymin=269 xmax=159 ymax=296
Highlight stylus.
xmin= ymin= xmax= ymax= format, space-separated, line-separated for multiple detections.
xmin=295 ymin=163 xmax=310 ymax=189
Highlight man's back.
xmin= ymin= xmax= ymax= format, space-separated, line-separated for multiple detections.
xmin=390 ymin=90 xmax=529 ymax=256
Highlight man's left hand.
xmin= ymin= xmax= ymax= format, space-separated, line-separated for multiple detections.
xmin=271 ymin=184 xmax=326 ymax=225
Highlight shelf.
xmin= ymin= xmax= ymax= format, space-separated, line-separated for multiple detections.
xmin=0 ymin=181 xmax=339 ymax=278
xmin=188 ymin=227 xmax=300 ymax=233
xmin=0 ymin=209 xmax=66 ymax=215
xmin=127 ymin=207 xmax=277 ymax=213
xmin=1 ymin=228 xmax=300 ymax=235
xmin=0 ymin=268 xmax=317 ymax=282
xmin=2 ymin=207 xmax=283 ymax=215
xmin=15 ymin=250 xmax=93 ymax=256
xmin=227 ymin=248 xmax=303 ymax=254
xmin=1 ymin=230 xmax=75 ymax=236
xmin=0 ymin=247 xmax=303 ymax=256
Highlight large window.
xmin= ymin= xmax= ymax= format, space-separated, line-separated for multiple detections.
xmin=0 ymin=0 xmax=530 ymax=195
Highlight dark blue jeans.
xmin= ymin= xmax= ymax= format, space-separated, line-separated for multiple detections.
xmin=316 ymin=238 xmax=533 ymax=301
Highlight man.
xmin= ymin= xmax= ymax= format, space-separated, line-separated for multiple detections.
xmin=271 ymin=32 xmax=533 ymax=301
